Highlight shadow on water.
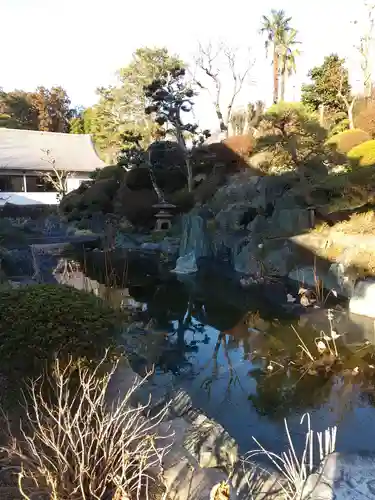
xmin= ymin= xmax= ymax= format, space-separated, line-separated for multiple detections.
xmin=56 ymin=251 xmax=375 ymax=459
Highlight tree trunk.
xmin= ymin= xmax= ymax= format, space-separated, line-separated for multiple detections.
xmin=215 ymin=103 xmax=227 ymax=135
xmin=280 ymin=59 xmax=286 ymax=101
xmin=146 ymin=150 xmax=165 ymax=202
xmin=148 ymin=167 xmax=165 ymax=202
xmin=348 ymin=101 xmax=355 ymax=129
xmin=273 ymin=46 xmax=279 ymax=104
xmin=319 ymin=104 xmax=325 ymax=127
xmin=185 ymin=156 xmax=193 ymax=193
xmin=280 ymin=71 xmax=286 ymax=102
xmin=175 ymin=127 xmax=193 ymax=193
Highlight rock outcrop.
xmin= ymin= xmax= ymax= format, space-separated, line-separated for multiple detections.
xmin=349 ymin=279 xmax=375 ymax=318
xmin=173 ymin=213 xmax=212 ymax=274
xmin=178 ymin=172 xmax=313 ymax=278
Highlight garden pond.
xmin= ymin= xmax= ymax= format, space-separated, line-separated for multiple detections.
xmin=3 ymin=212 xmax=375 ymax=461
xmin=57 ymin=257 xmax=375 ymax=460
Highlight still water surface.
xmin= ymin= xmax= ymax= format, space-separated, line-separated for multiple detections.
xmin=60 ymin=266 xmax=375 ymax=457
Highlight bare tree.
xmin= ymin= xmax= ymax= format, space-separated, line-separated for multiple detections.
xmin=194 ymin=41 xmax=254 ymax=137
xmin=40 ymin=149 xmax=70 ymax=200
xmin=230 ymin=101 xmax=265 ymax=136
xmin=230 ymin=109 xmax=247 ymax=135
xmin=353 ymin=1 xmax=375 ymax=98
xmin=337 ymin=71 xmax=358 ymax=129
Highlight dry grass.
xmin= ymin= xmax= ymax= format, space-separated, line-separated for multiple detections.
xmin=321 ymin=244 xmax=344 ymax=262
xmin=1 ymin=353 xmax=172 ymax=500
xmin=331 ymin=210 xmax=375 ymax=235
xmin=243 ymin=414 xmax=337 ymax=500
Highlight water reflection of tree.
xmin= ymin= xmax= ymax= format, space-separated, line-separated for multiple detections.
xmin=245 ymin=321 xmax=375 ymax=420
xmin=200 ymin=330 xmax=247 ymax=400
xmin=248 ymin=368 xmax=335 ymax=419
xmin=156 ymin=300 xmax=203 ymax=375
xmin=130 ymin=289 xmax=209 ymax=376
xmin=109 ymin=275 xmax=375 ymax=420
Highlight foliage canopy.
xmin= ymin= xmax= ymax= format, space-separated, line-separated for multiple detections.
xmin=91 ymin=47 xmax=184 ymax=162
xmin=0 ymin=87 xmax=71 ymax=132
xmin=301 ymin=54 xmax=351 ymax=115
xmin=254 ymin=102 xmax=329 ymax=176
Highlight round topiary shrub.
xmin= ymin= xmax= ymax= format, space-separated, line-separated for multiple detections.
xmin=347 ymin=139 xmax=375 ymax=167
xmin=326 ymin=129 xmax=371 ymax=154
xmin=0 ymin=284 xmax=122 ymax=374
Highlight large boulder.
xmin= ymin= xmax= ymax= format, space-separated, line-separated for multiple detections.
xmin=233 ymin=239 xmax=262 ymax=275
xmin=349 ymin=279 xmax=375 ymax=318
xmin=289 ymin=265 xmax=343 ymax=293
xmin=209 ymin=172 xmax=262 ymax=213
xmin=215 ymin=202 xmax=257 ymax=231
xmin=234 ymin=238 xmax=295 ymax=277
xmin=183 ymin=413 xmax=238 ymax=470
xmin=173 ymin=214 xmax=212 ymax=274
xmin=262 ymin=241 xmax=295 ymax=276
xmin=269 ymin=208 xmax=311 ymax=238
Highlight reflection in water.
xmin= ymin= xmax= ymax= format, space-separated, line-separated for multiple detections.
xmin=56 ymin=259 xmax=375 ymax=456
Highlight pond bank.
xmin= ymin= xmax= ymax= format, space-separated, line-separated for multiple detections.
xmin=109 ymin=361 xmax=285 ymax=499
xmin=110 ymin=361 xmax=375 ymax=500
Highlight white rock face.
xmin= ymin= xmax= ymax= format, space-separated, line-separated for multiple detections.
xmin=349 ymin=279 xmax=375 ymax=318
xmin=172 ymin=251 xmax=198 ymax=274
xmin=302 ymin=452 xmax=375 ymax=499
xmin=329 ymin=262 xmax=356 ymax=297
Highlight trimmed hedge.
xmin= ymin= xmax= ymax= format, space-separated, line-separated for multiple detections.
xmin=0 ymin=284 xmax=122 ymax=373
xmin=326 ymin=129 xmax=371 ymax=154
xmin=347 ymin=139 xmax=375 ymax=167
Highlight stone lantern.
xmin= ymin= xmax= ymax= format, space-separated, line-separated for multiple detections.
xmin=153 ymin=201 xmax=175 ymax=231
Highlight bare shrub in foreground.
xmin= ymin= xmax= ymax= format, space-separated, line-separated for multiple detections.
xmin=2 ymin=354 xmax=172 ymax=500
xmin=243 ymin=413 xmax=337 ymax=499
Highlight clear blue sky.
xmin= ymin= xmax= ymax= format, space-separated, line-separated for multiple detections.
xmin=1 ymin=0 xmax=369 ymax=129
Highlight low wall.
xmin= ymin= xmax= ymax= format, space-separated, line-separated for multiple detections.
xmin=0 ymin=192 xmax=59 ymax=205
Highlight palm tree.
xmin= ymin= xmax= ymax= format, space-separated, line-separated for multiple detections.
xmin=280 ymin=29 xmax=301 ymax=101
xmin=260 ymin=9 xmax=292 ymax=104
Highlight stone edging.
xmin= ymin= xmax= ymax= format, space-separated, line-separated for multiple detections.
xmin=108 ymin=362 xmax=285 ymax=500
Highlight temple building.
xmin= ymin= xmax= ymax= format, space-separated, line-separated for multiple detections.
xmin=0 ymin=128 xmax=104 ymax=205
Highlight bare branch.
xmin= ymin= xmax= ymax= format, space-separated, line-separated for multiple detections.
xmin=354 ymin=1 xmax=375 ymax=97
xmin=337 ymin=70 xmax=357 ymax=129
xmin=223 ymin=45 xmax=254 ymax=128
xmin=194 ymin=41 xmax=254 ymax=136
xmin=2 ymin=352 xmax=173 ymax=500
xmin=40 ymin=149 xmax=70 ymax=200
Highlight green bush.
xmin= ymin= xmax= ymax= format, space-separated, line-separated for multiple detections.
xmin=254 ymin=102 xmax=328 ymax=175
xmin=0 ymin=284 xmax=122 ymax=374
xmin=328 ymin=118 xmax=349 ymax=137
xmin=326 ymin=129 xmax=370 ymax=154
xmin=91 ymin=164 xmax=126 ymax=182
xmin=347 ymin=139 xmax=375 ymax=167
